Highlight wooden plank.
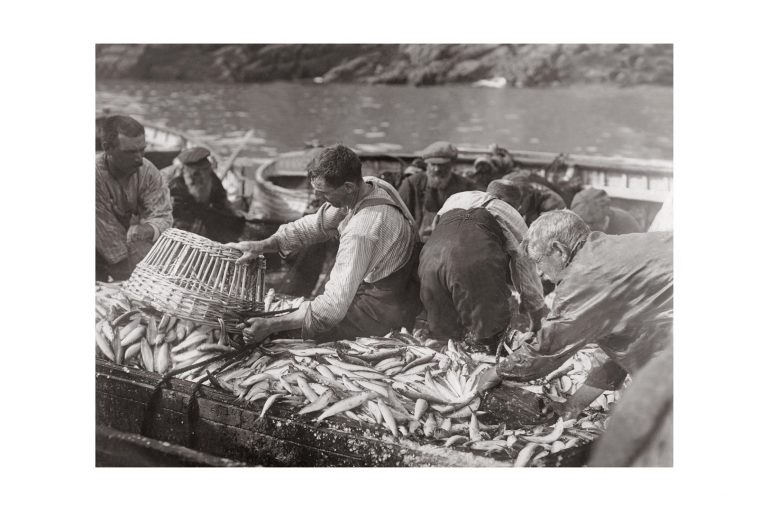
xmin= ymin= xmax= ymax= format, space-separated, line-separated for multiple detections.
xmin=96 ymin=425 xmax=247 ymax=467
xmin=96 ymin=360 xmax=590 ymax=467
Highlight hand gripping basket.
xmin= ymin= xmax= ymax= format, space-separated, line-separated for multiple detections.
xmin=123 ymin=228 xmax=266 ymax=330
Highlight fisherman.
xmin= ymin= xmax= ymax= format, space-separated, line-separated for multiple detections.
xmin=398 ymin=141 xmax=478 ymax=242
xmin=476 ymin=210 xmax=673 ymax=466
xmin=468 ymin=145 xmax=515 ymax=190
xmin=160 ymin=147 xmax=244 ymax=243
xmin=570 ymin=188 xmax=643 ymax=235
xmin=418 ymin=189 xmax=547 ymax=353
xmin=497 ymin=171 xmax=567 ymax=225
xmin=402 ymin=157 xmax=426 ymax=178
xmin=227 ymin=144 xmax=420 ymax=342
xmin=96 ymin=115 xmax=173 ymax=281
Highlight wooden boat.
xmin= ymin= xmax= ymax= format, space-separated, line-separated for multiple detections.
xmin=96 ymin=115 xmax=255 ymax=208
xmin=96 ymin=358 xmax=592 ymax=467
xmin=244 ymin=146 xmax=673 ymax=229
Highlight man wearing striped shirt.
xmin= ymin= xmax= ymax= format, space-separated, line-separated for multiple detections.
xmin=228 ymin=144 xmax=420 ymax=342
xmin=419 ymin=180 xmax=547 ymax=352
xmin=96 ymin=115 xmax=173 ymax=281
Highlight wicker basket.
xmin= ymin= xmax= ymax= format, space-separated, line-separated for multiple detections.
xmin=123 ymin=229 xmax=265 ymax=330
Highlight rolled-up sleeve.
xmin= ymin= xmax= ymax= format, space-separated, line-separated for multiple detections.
xmin=487 ymin=200 xmax=545 ymax=313
xmin=273 ymin=202 xmax=345 ymax=256
xmin=509 ymin=255 xmax=545 ymax=313
xmin=302 ymin=233 xmax=376 ymax=337
xmin=138 ymin=163 xmax=173 ymax=242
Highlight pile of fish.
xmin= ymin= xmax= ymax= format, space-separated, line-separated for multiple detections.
xmin=96 ymin=283 xmax=621 ymax=467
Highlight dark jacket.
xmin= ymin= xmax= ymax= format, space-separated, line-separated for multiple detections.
xmin=397 ymin=171 xmax=478 ymax=242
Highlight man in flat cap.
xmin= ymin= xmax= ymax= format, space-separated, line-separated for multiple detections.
xmin=468 ymin=145 xmax=515 ymax=190
xmin=161 ymin=147 xmax=244 ymax=243
xmin=494 ymin=172 xmax=567 ymax=225
xmin=96 ymin=115 xmax=173 ymax=281
xmin=570 ymin=188 xmax=642 ymax=235
xmin=398 ymin=141 xmax=478 ymax=242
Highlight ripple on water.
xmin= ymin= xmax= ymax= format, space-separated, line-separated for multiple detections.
xmin=364 ymin=131 xmax=386 ymax=139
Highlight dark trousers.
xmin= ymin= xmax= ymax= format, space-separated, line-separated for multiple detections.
xmin=418 ymin=208 xmax=510 ymax=340
xmin=314 ymin=242 xmax=421 ymax=342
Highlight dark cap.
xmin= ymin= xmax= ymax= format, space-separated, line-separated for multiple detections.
xmin=177 ymin=147 xmax=211 ymax=166
xmin=473 ymin=156 xmax=495 ymax=173
xmin=420 ymin=141 xmax=458 ymax=164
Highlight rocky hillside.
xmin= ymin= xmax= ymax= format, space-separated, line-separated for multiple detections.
xmin=96 ymin=44 xmax=672 ymax=87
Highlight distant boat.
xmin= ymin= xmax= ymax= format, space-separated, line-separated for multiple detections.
xmin=472 ymin=77 xmax=508 ymax=88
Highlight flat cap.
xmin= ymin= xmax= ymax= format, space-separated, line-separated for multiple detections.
xmin=473 ymin=155 xmax=495 ymax=172
xmin=177 ymin=147 xmax=211 ymax=166
xmin=420 ymin=141 xmax=458 ymax=164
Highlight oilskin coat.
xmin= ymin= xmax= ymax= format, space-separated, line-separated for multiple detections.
xmin=498 ymin=231 xmax=673 ymax=382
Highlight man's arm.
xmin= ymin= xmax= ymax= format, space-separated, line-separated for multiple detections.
xmin=228 ymin=201 xmax=345 ymax=263
xmin=495 ymin=273 xmax=619 ymax=381
xmin=242 ymin=230 xmax=377 ymax=342
xmin=301 ymin=231 xmax=376 ymax=337
xmin=138 ymin=162 xmax=174 ymax=242
xmin=486 ymin=201 xmax=546 ymax=325
xmin=96 ymin=181 xmax=129 ymax=265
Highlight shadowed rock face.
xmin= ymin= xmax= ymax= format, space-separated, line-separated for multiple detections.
xmin=96 ymin=44 xmax=673 ymax=87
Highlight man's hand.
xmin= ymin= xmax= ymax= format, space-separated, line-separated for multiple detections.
xmin=243 ymin=317 xmax=274 ymax=344
xmin=127 ymin=223 xmax=154 ymax=243
xmin=475 ymin=366 xmax=503 ymax=394
xmin=225 ymin=240 xmax=270 ymax=264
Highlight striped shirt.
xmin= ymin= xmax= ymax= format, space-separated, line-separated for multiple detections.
xmin=274 ymin=177 xmax=415 ymax=337
xmin=96 ymin=153 xmax=173 ymax=265
xmin=436 ymin=191 xmax=545 ymax=313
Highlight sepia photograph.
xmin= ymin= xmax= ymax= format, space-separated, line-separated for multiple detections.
xmin=94 ymin=42 xmax=673 ymax=468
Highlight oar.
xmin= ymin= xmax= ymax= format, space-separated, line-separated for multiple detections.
xmin=216 ymin=129 xmax=255 ymax=180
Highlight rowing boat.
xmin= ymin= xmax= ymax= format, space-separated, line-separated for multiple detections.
xmin=243 ymin=146 xmax=673 ymax=228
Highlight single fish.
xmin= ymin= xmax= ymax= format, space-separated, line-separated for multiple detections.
xmin=469 ymin=413 xmax=482 ymax=442
xmin=295 ymin=375 xmax=319 ymax=402
xmin=413 ymin=398 xmax=428 ymax=421
xmin=259 ymin=393 xmax=284 ymax=418
xmin=444 ymin=435 xmax=469 ymax=447
xmin=521 ymin=418 xmax=565 ymax=444
xmin=377 ymin=398 xmax=399 ymax=438
xmin=315 ymin=391 xmax=378 ymax=423
xmin=514 ymin=442 xmax=542 ymax=468
xmin=367 ymin=400 xmax=383 ymax=424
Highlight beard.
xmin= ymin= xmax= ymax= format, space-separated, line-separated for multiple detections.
xmin=426 ymin=173 xmax=451 ymax=190
xmin=184 ymin=175 xmax=213 ymax=204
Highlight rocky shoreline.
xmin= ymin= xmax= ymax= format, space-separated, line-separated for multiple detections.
xmin=96 ymin=44 xmax=672 ymax=87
